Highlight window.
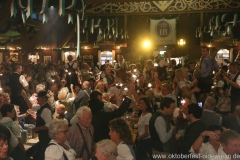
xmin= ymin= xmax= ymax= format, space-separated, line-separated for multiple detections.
xmin=101 ymin=51 xmax=112 ymax=65
xmin=216 ymin=49 xmax=229 ymax=66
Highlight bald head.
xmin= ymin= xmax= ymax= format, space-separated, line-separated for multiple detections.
xmin=82 ymin=81 xmax=90 ymax=89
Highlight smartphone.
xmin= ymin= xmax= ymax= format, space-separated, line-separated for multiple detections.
xmin=198 ymin=102 xmax=202 ymax=108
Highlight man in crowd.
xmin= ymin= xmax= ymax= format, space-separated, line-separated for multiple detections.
xmin=220 ymin=130 xmax=240 ymax=159
xmin=223 ymin=62 xmax=240 ymax=113
xmin=149 ymin=97 xmax=176 ymax=153
xmin=201 ymin=96 xmax=222 ymax=127
xmin=65 ymin=55 xmax=78 ymax=90
xmin=222 ymin=104 xmax=240 ymax=133
xmin=197 ymin=47 xmax=219 ymax=100
xmin=73 ymin=81 xmax=91 ymax=113
xmin=9 ymin=64 xmax=29 ymax=114
xmin=103 ymin=65 xmax=115 ymax=90
xmin=175 ymin=104 xmax=206 ymax=155
xmin=32 ymin=90 xmax=53 ymax=160
xmin=161 ymin=83 xmax=177 ymax=108
xmin=67 ymin=106 xmax=94 ymax=159
xmin=45 ymin=63 xmax=58 ymax=84
xmin=47 ymin=82 xmax=58 ymax=111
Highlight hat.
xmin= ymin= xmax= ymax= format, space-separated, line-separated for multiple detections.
xmin=37 ymin=90 xmax=50 ymax=98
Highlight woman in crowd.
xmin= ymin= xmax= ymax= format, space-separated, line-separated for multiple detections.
xmin=102 ymin=93 xmax=118 ymax=112
xmin=175 ymin=68 xmax=200 ymax=104
xmin=127 ymin=97 xmax=153 ymax=160
xmin=45 ymin=119 xmax=81 ymax=160
xmin=0 ymin=133 xmax=12 ymax=160
xmin=56 ymin=86 xmax=75 ymax=123
xmin=190 ymin=125 xmax=223 ymax=160
xmin=173 ymin=96 xmax=191 ymax=130
xmin=95 ymin=81 xmax=105 ymax=93
xmin=95 ymin=139 xmax=118 ymax=160
xmin=108 ymin=118 xmax=135 ymax=160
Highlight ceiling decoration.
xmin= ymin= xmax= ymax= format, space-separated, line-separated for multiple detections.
xmin=86 ymin=0 xmax=240 ymax=13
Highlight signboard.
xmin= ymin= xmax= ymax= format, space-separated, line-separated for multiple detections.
xmin=150 ymin=19 xmax=177 ymax=45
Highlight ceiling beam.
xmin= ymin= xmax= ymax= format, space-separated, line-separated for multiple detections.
xmin=0 ymin=0 xmax=13 ymax=26
xmin=58 ymin=27 xmax=75 ymax=48
xmin=22 ymin=10 xmax=59 ymax=53
xmin=85 ymin=0 xmax=166 ymax=5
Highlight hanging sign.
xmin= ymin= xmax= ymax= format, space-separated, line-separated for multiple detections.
xmin=150 ymin=19 xmax=176 ymax=45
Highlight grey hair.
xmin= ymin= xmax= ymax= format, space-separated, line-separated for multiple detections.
xmin=36 ymin=84 xmax=45 ymax=93
xmin=48 ymin=119 xmax=68 ymax=139
xmin=96 ymin=139 xmax=117 ymax=160
xmin=76 ymin=106 xmax=91 ymax=119
xmin=204 ymin=96 xmax=216 ymax=110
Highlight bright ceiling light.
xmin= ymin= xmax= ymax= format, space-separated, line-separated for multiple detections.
xmin=143 ymin=41 xmax=150 ymax=48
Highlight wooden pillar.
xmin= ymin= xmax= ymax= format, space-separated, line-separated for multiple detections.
xmin=20 ymin=24 xmax=29 ymax=63
xmin=200 ymin=12 xmax=204 ymax=46
xmin=123 ymin=15 xmax=127 ymax=47
xmin=51 ymin=29 xmax=58 ymax=63
xmin=0 ymin=0 xmax=13 ymax=26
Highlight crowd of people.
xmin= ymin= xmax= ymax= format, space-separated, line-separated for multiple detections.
xmin=0 ymin=47 xmax=240 ymax=160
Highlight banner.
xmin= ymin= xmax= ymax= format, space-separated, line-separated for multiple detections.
xmin=150 ymin=19 xmax=176 ymax=45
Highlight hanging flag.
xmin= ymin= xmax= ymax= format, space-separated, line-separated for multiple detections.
xmin=150 ymin=19 xmax=177 ymax=45
xmin=27 ymin=0 xmax=33 ymax=19
xmin=17 ymin=0 xmax=25 ymax=9
xmin=90 ymin=19 xmax=94 ymax=34
xmin=99 ymin=28 xmax=102 ymax=35
xmin=76 ymin=14 xmax=80 ymax=56
xmin=40 ymin=0 xmax=49 ymax=14
xmin=66 ymin=0 xmax=76 ymax=9
xmin=115 ymin=18 xmax=118 ymax=38
xmin=59 ymin=0 xmax=65 ymax=17
xmin=95 ymin=19 xmax=101 ymax=28
xmin=221 ymin=13 xmax=226 ymax=22
xmin=215 ymin=15 xmax=220 ymax=30
xmin=107 ymin=19 xmax=110 ymax=35
xmin=68 ymin=14 xmax=73 ymax=24
xmin=112 ymin=27 xmax=115 ymax=36
xmin=43 ymin=13 xmax=48 ymax=23
xmin=83 ymin=18 xmax=87 ymax=33
xmin=11 ymin=0 xmax=17 ymax=17
xmin=21 ymin=10 xmax=26 ymax=24
xmin=81 ymin=0 xmax=85 ymax=20
xmin=233 ymin=13 xmax=238 ymax=26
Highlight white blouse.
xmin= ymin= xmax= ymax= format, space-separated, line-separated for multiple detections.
xmin=137 ymin=113 xmax=152 ymax=139
xmin=117 ymin=142 xmax=134 ymax=160
xmin=45 ymin=140 xmax=77 ymax=160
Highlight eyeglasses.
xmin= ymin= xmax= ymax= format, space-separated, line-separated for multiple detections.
xmin=59 ymin=129 xmax=69 ymax=134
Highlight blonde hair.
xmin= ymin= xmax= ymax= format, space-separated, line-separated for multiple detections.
xmin=58 ymin=87 xmax=69 ymax=100
xmin=95 ymin=81 xmax=104 ymax=92
xmin=175 ymin=68 xmax=184 ymax=81
xmin=96 ymin=139 xmax=117 ymax=160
